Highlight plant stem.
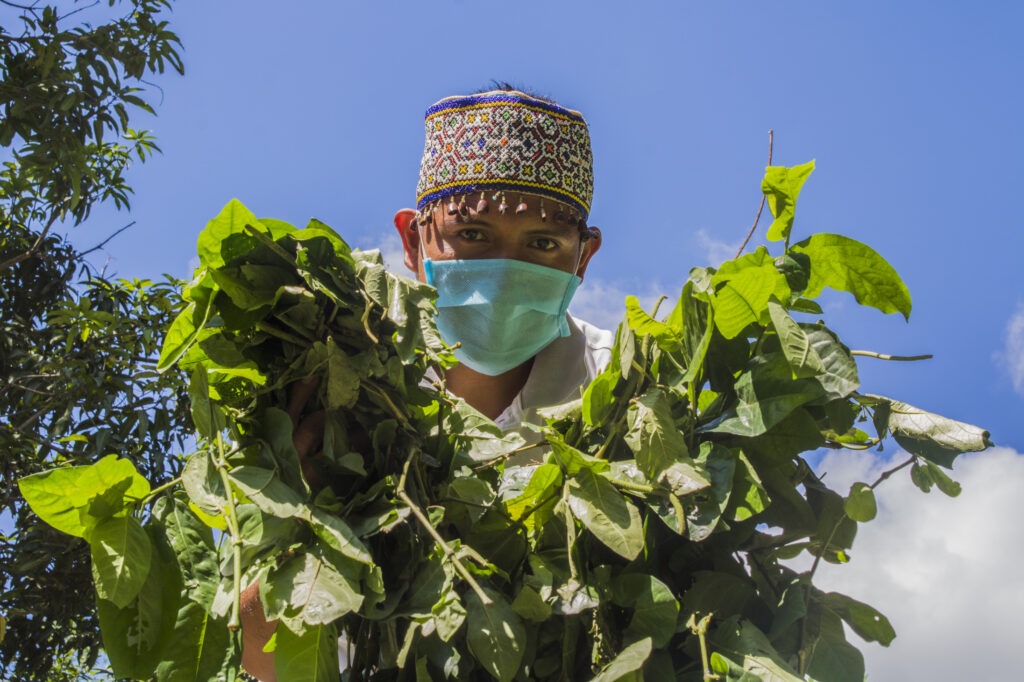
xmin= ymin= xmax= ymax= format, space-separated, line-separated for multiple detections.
xmin=212 ymin=434 xmax=243 ymax=631
xmin=138 ymin=476 xmax=182 ymax=506
xmin=850 ymin=350 xmax=933 ymax=362
xmin=473 ymin=440 xmax=548 ymax=470
xmin=562 ymin=481 xmax=578 ymax=581
xmin=594 ymin=408 xmax=631 ymax=460
xmin=799 ymin=455 xmax=915 ymax=672
xmin=396 ymin=454 xmax=492 ymax=605
xmin=361 ymin=380 xmax=412 ymax=430
xmin=734 ymin=129 xmax=774 ymax=260
xmin=605 ymin=477 xmax=655 ymax=494
xmin=669 ymin=492 xmax=686 ymax=534
xmin=689 ymin=614 xmax=719 ymax=681
xmin=243 ymin=223 xmax=298 ymax=266
xmin=650 ymin=295 xmax=668 ymax=319
xmin=256 ymin=321 xmax=307 ymax=346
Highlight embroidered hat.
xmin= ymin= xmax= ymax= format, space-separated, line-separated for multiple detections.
xmin=416 ymin=89 xmax=594 ymax=222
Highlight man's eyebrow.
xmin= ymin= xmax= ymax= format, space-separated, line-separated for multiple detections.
xmin=522 ymin=225 xmax=577 ymax=238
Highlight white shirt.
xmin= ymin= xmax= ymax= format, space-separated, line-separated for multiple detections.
xmin=492 ymin=313 xmax=614 ymax=434
xmin=422 ymin=314 xmax=614 ymax=466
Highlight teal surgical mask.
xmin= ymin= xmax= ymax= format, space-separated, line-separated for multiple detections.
xmin=424 ymin=257 xmax=582 ymax=376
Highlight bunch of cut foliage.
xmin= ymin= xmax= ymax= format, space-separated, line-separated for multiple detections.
xmin=20 ymin=163 xmax=992 ymax=682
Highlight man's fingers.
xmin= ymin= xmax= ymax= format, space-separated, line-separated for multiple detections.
xmin=293 ymin=409 xmax=326 ymax=459
xmin=286 ymin=376 xmax=321 ymax=427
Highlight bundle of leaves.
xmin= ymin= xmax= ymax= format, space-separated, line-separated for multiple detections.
xmin=19 ymin=163 xmax=992 ymax=682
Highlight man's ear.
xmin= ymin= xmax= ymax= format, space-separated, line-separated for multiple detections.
xmin=393 ymin=208 xmax=421 ymax=276
xmin=575 ymin=226 xmax=602 ymax=280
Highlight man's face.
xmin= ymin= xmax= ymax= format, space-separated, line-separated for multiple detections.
xmin=393 ymin=200 xmax=602 ymax=282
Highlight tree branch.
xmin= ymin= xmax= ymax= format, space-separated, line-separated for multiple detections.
xmin=734 ymin=129 xmax=774 ymax=260
xmin=850 ymin=350 xmax=933 ymax=362
xmin=76 ymin=221 xmax=136 ymax=259
xmin=0 ymin=209 xmax=62 ymax=272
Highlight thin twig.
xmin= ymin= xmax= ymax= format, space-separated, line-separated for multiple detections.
xmin=0 ymin=209 xmax=62 ymax=272
xmin=212 ymin=436 xmax=243 ymax=631
xmin=734 ymin=130 xmax=774 ymax=260
xmin=473 ymin=440 xmax=547 ymax=470
xmin=77 ymin=221 xmax=136 ymax=258
xmin=396 ymin=455 xmax=492 ymax=605
xmin=850 ymin=350 xmax=933 ymax=362
xmin=799 ymin=454 xmax=915 ymax=673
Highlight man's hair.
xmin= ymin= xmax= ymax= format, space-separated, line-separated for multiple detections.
xmin=476 ymin=80 xmax=558 ymax=105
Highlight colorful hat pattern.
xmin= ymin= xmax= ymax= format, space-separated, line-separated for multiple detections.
xmin=416 ymin=90 xmax=594 ymax=221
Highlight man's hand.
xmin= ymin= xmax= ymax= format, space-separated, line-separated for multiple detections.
xmin=241 ymin=376 xmax=325 ymax=680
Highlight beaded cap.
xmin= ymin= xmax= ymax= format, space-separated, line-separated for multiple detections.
xmin=416 ymin=90 xmax=594 ymax=220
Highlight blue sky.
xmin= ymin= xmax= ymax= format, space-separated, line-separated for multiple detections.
xmin=27 ymin=1 xmax=1024 ymax=678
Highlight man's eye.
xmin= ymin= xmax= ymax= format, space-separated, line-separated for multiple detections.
xmin=531 ymin=238 xmax=558 ymax=251
xmin=459 ymin=228 xmax=485 ymax=241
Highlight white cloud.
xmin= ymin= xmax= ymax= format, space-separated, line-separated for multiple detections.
xmin=357 ymin=233 xmax=408 ymax=274
xmin=788 ymin=447 xmax=1024 ymax=682
xmin=998 ymin=303 xmax=1024 ymax=395
xmin=570 ymin=278 xmax=676 ymax=333
xmin=695 ymin=227 xmax=741 ymax=266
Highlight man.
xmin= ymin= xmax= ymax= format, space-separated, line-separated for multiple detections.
xmin=241 ymin=85 xmax=612 ymax=680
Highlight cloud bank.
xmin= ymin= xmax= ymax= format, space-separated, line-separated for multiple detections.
xmin=999 ymin=303 xmax=1024 ymax=396
xmin=794 ymin=447 xmax=1024 ymax=682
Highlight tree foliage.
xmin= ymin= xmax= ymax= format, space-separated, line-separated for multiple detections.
xmin=20 ymin=177 xmax=992 ymax=681
xmin=0 ymin=1 xmax=186 ymax=678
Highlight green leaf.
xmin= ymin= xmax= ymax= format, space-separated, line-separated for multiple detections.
xmin=804 ymin=608 xmax=865 ymax=682
xmin=868 ymin=394 xmax=992 ymax=468
xmin=590 ymin=637 xmax=652 ymax=682
xmin=229 ymin=466 xmax=308 ymax=519
xmin=181 ymin=450 xmax=228 ymax=517
xmin=817 ymin=591 xmax=896 ymax=647
xmin=792 ymin=233 xmax=912 ymax=319
xmin=687 ymin=443 xmax=736 ymax=541
xmin=309 ymin=506 xmax=373 ymax=565
xmin=612 ymin=574 xmax=679 ymax=647
xmin=432 ymin=590 xmax=467 ymax=641
xmin=90 ymin=516 xmax=152 ymax=609
xmin=505 ymin=463 xmax=562 ymax=533
xmin=712 ymin=616 xmax=804 ymax=682
xmin=567 ymin=468 xmax=644 ymax=560
xmin=152 ymin=496 xmax=219 ymax=611
xmin=547 ymin=434 xmax=611 ymax=475
xmin=511 ymin=585 xmax=551 ymax=622
xmin=582 ymin=367 xmax=618 ymax=426
xmin=710 ymin=247 xmax=790 ymax=339
xmin=703 ymin=354 xmax=825 ymax=437
xmin=681 ymin=571 xmax=755 ymax=625
xmin=97 ymin=529 xmax=178 ymax=680
xmin=188 ymin=365 xmax=223 ymax=439
xmin=626 ymin=295 xmax=680 ymax=352
xmin=196 ymin=198 xmax=292 ymax=270
xmin=326 ymin=338 xmax=360 ymax=409
xmin=154 ymin=598 xmax=241 ymax=681
xmin=465 ymin=587 xmax=526 ymax=682
xmin=844 ymin=482 xmax=877 ymax=522
xmin=18 ymin=455 xmax=150 ymax=538
xmin=624 ymin=389 xmax=695 ymax=484
xmin=767 ymin=298 xmax=825 ymax=378
xmin=262 ymin=550 xmax=363 ymax=625
xmin=923 ymin=460 xmax=962 ymax=497
xmin=803 ymin=324 xmax=860 ymax=400
xmin=762 ymin=160 xmax=815 ymax=242
xmin=274 ymin=622 xmax=340 ymax=682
